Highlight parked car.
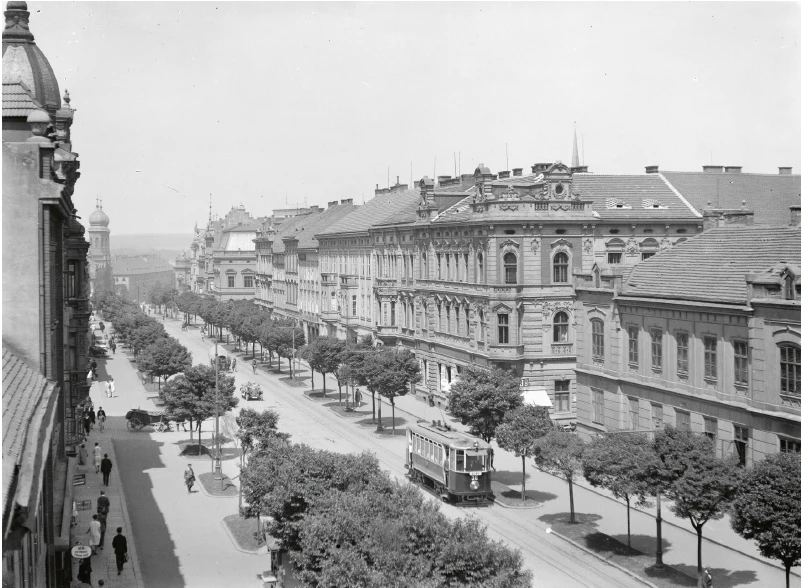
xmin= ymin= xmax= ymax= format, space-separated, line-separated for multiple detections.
xmin=240 ymin=381 xmax=263 ymax=401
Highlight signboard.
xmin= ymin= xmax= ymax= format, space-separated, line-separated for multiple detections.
xmin=76 ymin=500 xmax=92 ymax=511
xmin=72 ymin=474 xmax=86 ymax=486
xmin=71 ymin=545 xmax=92 ymax=559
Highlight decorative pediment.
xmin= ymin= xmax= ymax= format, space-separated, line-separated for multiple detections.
xmin=586 ymin=307 xmax=607 ymax=318
xmin=550 ymin=238 xmax=573 ymax=250
xmin=499 ymin=239 xmax=520 ymax=249
xmin=500 ymin=186 xmax=520 ymax=200
xmin=225 ymin=269 xmax=237 ymax=274
xmin=241 ymin=268 xmax=255 ymax=274
xmin=606 ymin=238 xmax=625 ymax=250
xmin=539 ymin=300 xmax=573 ymax=319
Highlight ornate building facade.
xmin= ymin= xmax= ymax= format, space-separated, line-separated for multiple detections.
xmin=2 ymin=2 xmax=90 ymax=585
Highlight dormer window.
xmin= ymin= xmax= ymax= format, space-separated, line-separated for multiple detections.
xmin=642 ymin=199 xmax=668 ymax=210
xmin=605 ymin=198 xmax=631 ymax=210
xmin=785 ymin=275 xmax=795 ymax=300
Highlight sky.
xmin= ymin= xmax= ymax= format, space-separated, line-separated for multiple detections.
xmin=28 ymin=1 xmax=800 ymax=235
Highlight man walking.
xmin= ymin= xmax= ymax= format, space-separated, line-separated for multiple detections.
xmin=97 ymin=490 xmax=110 ymax=515
xmin=232 ymin=358 xmax=237 ymax=372
xmin=184 ymin=464 xmax=196 ymax=493
xmin=100 ymin=454 xmax=113 ymax=486
xmin=82 ymin=411 xmax=92 ymax=436
xmin=97 ymin=507 xmax=108 ymax=549
xmin=111 ymin=528 xmax=128 ymax=575
xmin=252 ymin=359 xmax=257 ymax=374
xmin=94 ymin=443 xmax=102 ymax=473
xmin=91 ymin=359 xmax=98 ymax=380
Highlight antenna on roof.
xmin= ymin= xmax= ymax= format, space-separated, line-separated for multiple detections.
xmin=506 ymin=143 xmax=509 ymax=170
xmin=410 ymin=161 xmax=413 ymax=188
xmin=582 ymin=134 xmax=585 ymax=166
xmin=433 ymin=156 xmax=437 ymax=186
xmin=453 ymin=152 xmax=456 ymax=178
xmin=459 ymin=151 xmax=461 ymax=178
xmin=387 ymin=167 xmax=390 ymax=190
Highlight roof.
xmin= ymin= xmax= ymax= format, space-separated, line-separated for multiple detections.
xmin=432 ymin=195 xmax=474 ymax=224
xmin=408 ymin=420 xmax=492 ymax=449
xmin=317 ymin=190 xmax=421 ymax=237
xmin=573 ymin=174 xmax=701 ymax=220
xmin=272 ymin=212 xmax=319 ymax=251
xmin=2 ymin=346 xmax=52 ymax=509
xmin=660 ymin=171 xmax=801 ymax=226
xmin=620 ymin=224 xmax=801 ymax=305
xmin=2 ymin=81 xmax=42 ymax=116
xmin=222 ymin=231 xmax=257 ymax=252
xmin=292 ymin=204 xmax=356 ymax=250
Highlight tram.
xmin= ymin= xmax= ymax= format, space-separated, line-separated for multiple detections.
xmin=405 ymin=419 xmax=494 ymax=505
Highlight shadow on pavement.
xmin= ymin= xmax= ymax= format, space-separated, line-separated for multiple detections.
xmin=612 ymin=533 xmax=672 ymax=556
xmin=114 ymin=438 xmax=185 ymax=588
xmin=497 ymin=487 xmax=557 ymax=504
xmin=491 ymin=469 xmax=529 ymax=485
xmin=356 ymin=416 xmax=407 ymax=429
xmin=670 ymin=565 xmax=758 ymax=588
xmin=539 ymin=511 xmax=603 ymax=527
xmin=323 ymin=401 xmax=373 ymax=418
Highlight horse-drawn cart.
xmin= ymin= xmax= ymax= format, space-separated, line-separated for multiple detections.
xmin=125 ymin=408 xmax=171 ymax=432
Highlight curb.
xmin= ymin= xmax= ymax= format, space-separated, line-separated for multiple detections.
xmin=220 ymin=517 xmax=266 ymax=556
xmin=492 ymin=499 xmax=544 ymax=510
xmin=196 ymin=473 xmax=238 ymax=499
xmin=547 ymin=526 xmax=665 ymax=588
xmin=110 ymin=438 xmax=147 ymax=588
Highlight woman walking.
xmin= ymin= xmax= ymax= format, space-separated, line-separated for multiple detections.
xmin=78 ymin=443 xmax=88 ymax=466
xmin=94 ymin=443 xmax=103 ymax=474
xmin=184 ymin=464 xmax=195 ymax=494
xmin=86 ymin=514 xmax=101 ymax=555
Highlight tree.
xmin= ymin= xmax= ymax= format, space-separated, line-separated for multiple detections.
xmin=534 ymin=430 xmax=586 ymax=524
xmin=446 ymin=366 xmax=523 ymax=442
xmin=136 ymin=336 xmax=192 ymax=390
xmin=303 ymin=337 xmax=346 ymax=397
xmin=161 ymin=365 xmax=238 ymax=454
xmin=366 ymin=349 xmax=420 ymax=435
xmin=582 ymin=433 xmax=655 ymax=547
xmin=342 ymin=337 xmax=377 ymax=421
xmin=731 ymin=452 xmax=800 ymax=588
xmin=652 ymin=426 xmax=740 ymax=574
xmin=236 ymin=407 xmax=290 ymax=453
xmin=276 ymin=324 xmax=305 ymax=377
xmin=494 ymin=406 xmax=553 ymax=502
xmin=128 ymin=320 xmax=166 ymax=358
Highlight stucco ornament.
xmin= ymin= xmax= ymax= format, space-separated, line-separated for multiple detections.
xmin=583 ymin=238 xmax=593 ymax=253
xmin=540 ymin=300 xmax=573 ymax=319
xmin=531 ymin=239 xmax=540 ymax=254
xmin=660 ymin=237 xmax=672 ymax=250
xmin=626 ymin=237 xmax=639 ymax=254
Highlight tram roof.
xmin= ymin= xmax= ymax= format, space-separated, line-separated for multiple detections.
xmin=408 ymin=420 xmax=492 ymax=449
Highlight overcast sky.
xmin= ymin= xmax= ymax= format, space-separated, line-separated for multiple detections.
xmin=31 ymin=2 xmax=800 ymax=235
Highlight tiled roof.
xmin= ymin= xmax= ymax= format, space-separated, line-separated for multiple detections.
xmin=292 ymin=204 xmax=356 ymax=250
xmin=3 ymin=81 xmax=43 ymax=116
xmin=620 ymin=224 xmax=801 ymax=305
xmin=432 ymin=195 xmax=474 ymax=224
xmin=573 ymin=174 xmax=701 ymax=220
xmin=661 ymin=171 xmax=801 ymax=226
xmin=222 ymin=232 xmax=257 ymax=252
xmin=272 ymin=212 xmax=319 ymax=251
xmin=3 ymin=346 xmax=51 ymax=508
xmin=318 ymin=190 xmax=421 ymax=237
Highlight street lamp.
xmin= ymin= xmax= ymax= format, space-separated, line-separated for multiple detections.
xmin=212 ymin=299 xmax=234 ymax=491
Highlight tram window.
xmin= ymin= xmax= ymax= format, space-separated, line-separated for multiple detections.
xmin=456 ymin=450 xmax=465 ymax=471
xmin=466 ymin=453 xmax=485 ymax=471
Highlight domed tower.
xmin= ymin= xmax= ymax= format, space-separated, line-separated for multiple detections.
xmin=87 ymin=199 xmax=113 ymax=294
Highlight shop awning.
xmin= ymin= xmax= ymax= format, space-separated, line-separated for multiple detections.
xmin=522 ymin=387 xmax=552 ymax=408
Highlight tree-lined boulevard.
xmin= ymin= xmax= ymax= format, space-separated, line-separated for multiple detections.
xmin=90 ymin=292 xmax=799 ymax=588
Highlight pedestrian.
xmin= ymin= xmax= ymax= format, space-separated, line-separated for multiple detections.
xmin=76 ymin=554 xmax=92 ymax=586
xmin=252 ymin=359 xmax=257 ymax=374
xmin=111 ymin=341 xmax=117 ymax=354
xmin=83 ymin=411 xmax=92 ymax=436
xmin=100 ymin=454 xmax=113 ymax=486
xmin=104 ymin=381 xmax=111 ymax=398
xmin=97 ymin=490 xmax=110 ymax=516
xmin=89 ymin=406 xmax=96 ymax=429
xmin=91 ymin=360 xmax=98 ymax=380
xmin=97 ymin=508 xmax=107 ymax=548
xmin=184 ymin=464 xmax=195 ymax=493
xmin=108 ymin=377 xmax=115 ymax=398
xmin=111 ymin=527 xmax=128 ymax=575
xmin=697 ymin=569 xmax=713 ymax=588
xmin=97 ymin=407 xmax=106 ymax=432
xmin=232 ymin=358 xmax=237 ymax=372
xmin=86 ymin=514 xmax=101 ymax=555
xmin=78 ymin=443 xmax=88 ymax=466
xmin=178 ymin=418 xmax=187 ymax=432
xmin=93 ymin=443 xmax=102 ymax=473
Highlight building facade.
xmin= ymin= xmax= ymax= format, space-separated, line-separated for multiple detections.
xmin=112 ymin=254 xmax=175 ymax=303
xmin=174 ymin=250 xmax=192 ymax=292
xmin=2 ymin=2 xmax=90 ymax=585
xmin=574 ymin=220 xmax=801 ymax=465
xmin=86 ymin=199 xmax=113 ymax=295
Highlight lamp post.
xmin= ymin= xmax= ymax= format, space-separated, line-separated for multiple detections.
xmin=212 ymin=299 xmax=233 ymax=491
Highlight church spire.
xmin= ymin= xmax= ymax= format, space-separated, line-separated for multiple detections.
xmin=571 ymin=123 xmax=580 ymax=168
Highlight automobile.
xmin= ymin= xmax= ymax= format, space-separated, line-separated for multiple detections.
xmin=89 ymin=345 xmax=109 ymax=358
xmin=240 ymin=381 xmax=263 ymax=401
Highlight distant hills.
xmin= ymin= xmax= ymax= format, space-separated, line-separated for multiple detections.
xmin=110 ymin=233 xmax=194 ymax=265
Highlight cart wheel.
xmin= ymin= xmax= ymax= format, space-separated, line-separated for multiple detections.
xmin=126 ymin=419 xmax=136 ymax=431
xmin=129 ymin=418 xmax=142 ymax=430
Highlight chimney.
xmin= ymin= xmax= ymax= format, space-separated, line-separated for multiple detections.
xmin=498 ymin=170 xmax=510 ymax=179
xmin=531 ymin=163 xmax=552 ymax=174
xmin=438 ymin=175 xmax=452 ymax=184
xmin=724 ymin=166 xmax=742 ymax=174
xmin=310 ymin=205 xmax=320 ymax=212
xmin=328 ymin=200 xmax=339 ymax=208
xmin=779 ymin=167 xmax=793 ymax=175
xmin=340 ymin=198 xmax=353 ymax=205
xmin=702 ymin=204 xmax=755 ymax=229
xmin=571 ymin=166 xmax=588 ymax=173
xmin=702 ymin=165 xmax=724 ymax=173
xmin=512 ymin=168 xmax=523 ymax=177
xmin=645 ymin=165 xmax=659 ymax=174
xmin=789 ymin=205 xmax=801 ymax=227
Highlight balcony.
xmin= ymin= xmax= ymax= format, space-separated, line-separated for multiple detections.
xmin=488 ymin=344 xmax=525 ymax=359
xmin=376 ymin=325 xmax=399 ymax=337
xmin=374 ymin=277 xmax=399 ymax=288
xmin=339 ymin=274 xmax=358 ymax=288
xmin=321 ymin=309 xmax=339 ymax=322
xmin=321 ymin=272 xmax=338 ymax=286
xmin=550 ymin=343 xmax=574 ymax=356
xmin=434 ymin=330 xmax=471 ymax=348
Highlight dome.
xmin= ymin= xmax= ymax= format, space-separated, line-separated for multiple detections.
xmin=89 ymin=203 xmax=110 ymax=228
xmin=2 ymin=1 xmax=62 ymax=113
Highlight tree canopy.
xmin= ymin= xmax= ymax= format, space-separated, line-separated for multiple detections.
xmin=367 ymin=349 xmax=421 ymax=434
xmin=136 ymin=336 xmax=192 ymax=389
xmin=495 ymin=406 xmax=552 ymax=502
xmin=446 ymin=366 xmax=523 ymax=442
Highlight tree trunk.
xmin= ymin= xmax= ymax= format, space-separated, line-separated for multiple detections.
xmin=197 ymin=421 xmax=203 ymax=455
xmin=189 ymin=421 xmax=194 ymax=442
xmin=521 ymin=455 xmax=526 ymax=502
xmin=568 ymin=476 xmax=576 ymax=524
xmin=322 ymin=373 xmax=326 ymax=395
xmin=626 ymin=498 xmax=631 ymax=548
xmin=370 ymin=390 xmax=376 ymax=423
xmin=696 ymin=524 xmax=703 ymax=575
xmin=288 ymin=358 xmax=292 ymax=378
xmin=337 ymin=378 xmax=342 ymax=403
xmin=391 ymin=397 xmax=396 ymax=435
xmin=786 ymin=564 xmax=791 ymax=588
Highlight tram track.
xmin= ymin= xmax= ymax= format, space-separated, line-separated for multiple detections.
xmin=173 ymin=325 xmax=648 ymax=588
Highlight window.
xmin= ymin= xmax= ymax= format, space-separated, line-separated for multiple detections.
xmin=498 ymin=313 xmax=509 ymax=344
xmin=607 ymin=252 xmax=622 ymax=265
xmin=734 ymin=426 xmax=749 ymax=467
xmin=227 ymin=275 xmax=235 ymax=288
xmin=784 ymin=276 xmax=795 ymax=300
xmin=390 ymin=301 xmax=396 ymax=325
xmin=66 ymin=261 xmax=77 ymax=299
xmin=780 ymin=438 xmax=801 ymax=454
xmin=592 ymin=389 xmax=604 ymax=425
xmin=465 ymin=308 xmax=470 ymax=336
xmin=703 ymin=417 xmax=717 ymax=449
xmin=553 ymin=312 xmax=569 ymax=343
xmin=591 ymin=319 xmax=604 ymax=360
xmin=628 ymin=327 xmax=639 ymax=366
xmin=554 ymin=380 xmax=570 ymax=412
xmin=477 ymin=310 xmax=484 ymax=340
xmin=477 ymin=253 xmax=484 ymax=284
xmin=733 ymin=340 xmax=749 ymax=386
xmin=455 ymin=449 xmax=465 ymax=471
xmin=463 ymin=254 xmax=469 ymax=282
xmin=704 ymin=336 xmax=718 ymax=381
xmin=422 ymin=360 xmax=428 ymax=384
xmin=593 ymin=267 xmax=601 ymax=288
xmin=504 ymin=252 xmax=517 ymax=284
xmin=780 ymin=345 xmax=800 ymax=395
xmin=628 ymin=397 xmax=639 ymax=430
xmin=244 ymin=275 xmax=254 ymax=288
xmin=553 ymin=252 xmax=569 ymax=283
xmin=421 ymin=252 xmax=427 ymax=279
xmin=455 ymin=307 xmax=460 ymax=335
xmin=675 ymin=410 xmax=691 ymax=431
xmin=651 ymin=403 xmax=663 ymax=429
xmin=676 ymin=332 xmax=689 ymax=375
xmin=651 ymin=329 xmax=663 ymax=370
xmin=641 ymin=252 xmax=655 ymax=261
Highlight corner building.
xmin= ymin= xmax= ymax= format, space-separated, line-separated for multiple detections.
xmin=369 ymin=163 xmax=703 ymax=422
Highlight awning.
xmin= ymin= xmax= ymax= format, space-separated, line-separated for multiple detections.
xmin=522 ymin=387 xmax=552 ymax=408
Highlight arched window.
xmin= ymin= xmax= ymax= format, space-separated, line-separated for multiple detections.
xmin=591 ymin=319 xmax=604 ymax=359
xmin=553 ymin=252 xmax=569 ymax=283
xmin=780 ymin=345 xmax=801 ymax=395
xmin=593 ymin=266 xmax=601 ymax=288
xmin=477 ymin=252 xmax=484 ymax=284
xmin=421 ymin=251 xmax=427 ymax=279
xmin=553 ymin=312 xmax=569 ymax=343
xmin=477 ymin=310 xmax=484 ymax=340
xmin=503 ymin=252 xmax=517 ymax=284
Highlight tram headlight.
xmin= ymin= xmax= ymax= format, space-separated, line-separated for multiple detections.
xmin=470 ymin=479 xmax=479 ymax=491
